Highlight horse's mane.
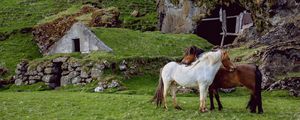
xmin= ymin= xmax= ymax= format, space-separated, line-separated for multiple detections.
xmin=189 ymin=50 xmax=221 ymax=68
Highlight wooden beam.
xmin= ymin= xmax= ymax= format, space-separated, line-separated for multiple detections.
xmin=202 ymin=15 xmax=239 ymax=21
xmin=220 ymin=32 xmax=240 ymax=36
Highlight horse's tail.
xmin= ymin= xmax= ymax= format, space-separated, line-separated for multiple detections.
xmin=255 ymin=65 xmax=263 ymax=113
xmin=247 ymin=65 xmax=263 ymax=110
xmin=151 ymin=68 xmax=164 ymax=107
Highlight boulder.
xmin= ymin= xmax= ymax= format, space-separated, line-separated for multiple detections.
xmin=15 ymin=79 xmax=23 ymax=86
xmin=91 ymin=68 xmax=102 ymax=79
xmin=52 ymin=57 xmax=69 ymax=63
xmin=60 ymin=76 xmax=72 ymax=86
xmin=131 ymin=10 xmax=139 ymax=17
xmin=42 ymin=75 xmax=56 ymax=83
xmin=80 ymin=70 xmax=89 ymax=78
xmin=71 ymin=76 xmax=81 ymax=84
xmin=29 ymin=75 xmax=41 ymax=80
xmin=44 ymin=68 xmax=53 ymax=74
xmin=90 ymin=7 xmax=120 ymax=27
xmin=94 ymin=86 xmax=104 ymax=92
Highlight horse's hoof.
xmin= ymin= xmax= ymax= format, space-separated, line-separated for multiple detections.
xmin=200 ymin=108 xmax=208 ymax=113
xmin=210 ymin=107 xmax=215 ymax=111
xmin=218 ymin=107 xmax=223 ymax=111
xmin=175 ymin=106 xmax=183 ymax=110
xmin=258 ymin=111 xmax=264 ymax=114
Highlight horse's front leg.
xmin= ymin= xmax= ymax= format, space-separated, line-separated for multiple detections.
xmin=199 ymin=84 xmax=208 ymax=112
xmin=170 ymin=84 xmax=182 ymax=110
xmin=215 ymin=90 xmax=223 ymax=111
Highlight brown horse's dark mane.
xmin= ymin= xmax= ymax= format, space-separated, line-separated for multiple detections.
xmin=184 ymin=46 xmax=204 ymax=57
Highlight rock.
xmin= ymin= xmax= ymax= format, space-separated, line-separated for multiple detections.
xmin=62 ymin=71 xmax=70 ymax=76
xmin=119 ymin=60 xmax=127 ymax=71
xmin=131 ymin=10 xmax=139 ymax=17
xmin=60 ymin=76 xmax=72 ymax=86
xmin=75 ymin=67 xmax=81 ymax=72
xmin=52 ymin=57 xmax=69 ymax=63
xmin=94 ymin=86 xmax=104 ymax=92
xmin=91 ymin=68 xmax=102 ymax=79
xmin=90 ymin=7 xmax=120 ymax=27
xmin=29 ymin=75 xmax=41 ymax=80
xmin=28 ymin=80 xmax=36 ymax=85
xmin=260 ymin=40 xmax=300 ymax=88
xmin=42 ymin=75 xmax=56 ymax=83
xmin=71 ymin=62 xmax=81 ymax=68
xmin=80 ymin=71 xmax=89 ymax=78
xmin=44 ymin=68 xmax=53 ymax=74
xmin=107 ymin=80 xmax=120 ymax=88
xmin=86 ymin=78 xmax=93 ymax=83
xmin=61 ymin=63 xmax=68 ymax=70
xmin=36 ymin=65 xmax=44 ymax=72
xmin=157 ymin=0 xmax=206 ymax=33
xmin=71 ymin=76 xmax=81 ymax=84
xmin=219 ymin=88 xmax=236 ymax=93
xmin=26 ymin=71 xmax=38 ymax=76
xmin=68 ymin=65 xmax=74 ymax=71
xmin=68 ymin=71 xmax=79 ymax=78
xmin=0 ymin=66 xmax=8 ymax=75
xmin=37 ymin=72 xmax=44 ymax=76
xmin=15 ymin=79 xmax=23 ymax=86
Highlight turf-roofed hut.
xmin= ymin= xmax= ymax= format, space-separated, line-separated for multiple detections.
xmin=33 ymin=19 xmax=112 ymax=55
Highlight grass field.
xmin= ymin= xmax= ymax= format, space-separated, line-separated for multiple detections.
xmin=1 ymin=74 xmax=300 ymax=120
xmin=0 ymin=90 xmax=299 ymax=120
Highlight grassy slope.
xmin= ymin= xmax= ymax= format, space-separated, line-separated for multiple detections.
xmin=0 ymin=0 xmax=82 ymax=78
xmin=0 ymin=91 xmax=299 ymax=120
xmin=0 ymin=33 xmax=41 ymax=78
xmin=93 ymin=28 xmax=212 ymax=57
xmin=99 ymin=0 xmax=157 ymax=31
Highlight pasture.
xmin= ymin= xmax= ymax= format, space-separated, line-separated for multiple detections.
xmin=1 ymin=75 xmax=300 ymax=120
xmin=1 ymin=90 xmax=300 ymax=119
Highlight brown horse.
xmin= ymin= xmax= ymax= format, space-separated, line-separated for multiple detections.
xmin=181 ymin=46 xmax=263 ymax=114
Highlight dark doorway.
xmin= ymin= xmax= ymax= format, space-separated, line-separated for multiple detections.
xmin=194 ymin=3 xmax=246 ymax=45
xmin=73 ymin=38 xmax=80 ymax=52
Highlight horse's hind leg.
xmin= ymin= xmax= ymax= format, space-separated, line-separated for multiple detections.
xmin=170 ymin=83 xmax=182 ymax=110
xmin=209 ymin=88 xmax=215 ymax=110
xmin=163 ymin=80 xmax=171 ymax=110
xmin=257 ymin=91 xmax=263 ymax=114
xmin=215 ymin=90 xmax=223 ymax=111
xmin=247 ymin=94 xmax=256 ymax=113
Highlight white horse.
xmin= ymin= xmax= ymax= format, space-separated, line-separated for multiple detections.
xmin=152 ymin=49 xmax=235 ymax=112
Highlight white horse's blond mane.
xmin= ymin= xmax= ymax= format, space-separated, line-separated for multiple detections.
xmin=189 ymin=50 xmax=221 ymax=69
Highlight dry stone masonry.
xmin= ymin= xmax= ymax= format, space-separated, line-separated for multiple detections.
xmin=14 ymin=57 xmax=105 ymax=88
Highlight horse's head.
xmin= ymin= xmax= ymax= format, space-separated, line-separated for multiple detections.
xmin=181 ymin=46 xmax=204 ymax=65
xmin=221 ymin=50 xmax=236 ymax=72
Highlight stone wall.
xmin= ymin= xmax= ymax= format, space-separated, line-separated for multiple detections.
xmin=14 ymin=56 xmax=175 ymax=88
xmin=14 ymin=57 xmax=104 ymax=88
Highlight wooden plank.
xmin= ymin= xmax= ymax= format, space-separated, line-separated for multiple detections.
xmin=201 ymin=15 xmax=239 ymax=21
xmin=220 ymin=32 xmax=240 ymax=36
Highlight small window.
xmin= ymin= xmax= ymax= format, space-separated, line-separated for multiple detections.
xmin=73 ymin=38 xmax=80 ymax=52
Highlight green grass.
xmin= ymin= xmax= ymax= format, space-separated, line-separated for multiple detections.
xmin=98 ymin=0 xmax=157 ymax=31
xmin=37 ymin=4 xmax=82 ymax=25
xmin=227 ymin=46 xmax=266 ymax=64
xmin=0 ymin=33 xmax=42 ymax=79
xmin=0 ymin=90 xmax=299 ymax=120
xmin=93 ymin=28 xmax=213 ymax=57
xmin=0 ymin=0 xmax=82 ymax=32
xmin=28 ymin=27 xmax=212 ymax=67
